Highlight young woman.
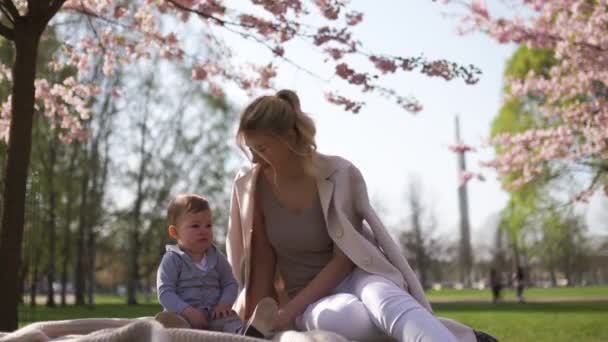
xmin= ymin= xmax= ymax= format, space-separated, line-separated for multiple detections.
xmin=226 ymin=89 xmax=491 ymax=342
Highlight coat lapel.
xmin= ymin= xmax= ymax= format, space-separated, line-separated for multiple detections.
xmin=316 ymin=177 xmax=334 ymax=225
xmin=314 ymin=154 xmax=337 ymax=225
xmin=235 ymin=164 xmax=262 ymax=253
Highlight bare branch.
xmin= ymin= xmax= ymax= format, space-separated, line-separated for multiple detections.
xmin=44 ymin=0 xmax=66 ymax=25
xmin=0 ymin=3 xmax=14 ymax=24
xmin=0 ymin=20 xmax=14 ymax=40
xmin=0 ymin=0 xmax=19 ymax=22
xmin=166 ymin=0 xmax=241 ymax=27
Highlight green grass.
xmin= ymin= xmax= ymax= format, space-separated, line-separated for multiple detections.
xmin=16 ymin=289 xmax=608 ymax=341
xmin=434 ymin=301 xmax=608 ymax=342
xmin=426 ymin=286 xmax=608 ymax=301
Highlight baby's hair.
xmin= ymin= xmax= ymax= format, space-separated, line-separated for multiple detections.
xmin=167 ymin=194 xmax=210 ymax=226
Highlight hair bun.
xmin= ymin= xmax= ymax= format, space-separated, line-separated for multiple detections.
xmin=276 ymin=89 xmax=301 ymax=113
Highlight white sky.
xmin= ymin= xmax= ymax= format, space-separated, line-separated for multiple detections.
xmin=200 ymin=1 xmax=606 ymax=241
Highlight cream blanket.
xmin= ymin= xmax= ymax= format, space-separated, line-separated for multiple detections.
xmin=0 ymin=318 xmax=354 ymax=342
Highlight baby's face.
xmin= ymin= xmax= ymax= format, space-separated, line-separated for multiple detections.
xmin=175 ymin=209 xmax=214 ymax=254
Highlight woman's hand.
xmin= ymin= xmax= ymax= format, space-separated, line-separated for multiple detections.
xmin=273 ymin=307 xmax=297 ymax=331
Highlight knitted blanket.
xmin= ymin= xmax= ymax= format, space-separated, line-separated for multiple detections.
xmin=0 ymin=318 xmax=353 ymax=342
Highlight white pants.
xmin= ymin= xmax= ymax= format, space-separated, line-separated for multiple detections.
xmin=295 ymin=268 xmax=458 ymax=342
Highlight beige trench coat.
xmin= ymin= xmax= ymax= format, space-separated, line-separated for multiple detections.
xmin=226 ymin=153 xmax=476 ymax=342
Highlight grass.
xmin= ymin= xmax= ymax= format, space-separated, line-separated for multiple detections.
xmin=426 ymin=286 xmax=608 ymax=301
xmin=433 ymin=301 xmax=608 ymax=342
xmin=15 ymin=288 xmax=608 ymax=341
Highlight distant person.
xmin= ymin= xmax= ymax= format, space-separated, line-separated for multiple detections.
xmin=512 ymin=266 xmax=526 ymax=304
xmin=489 ymin=268 xmax=502 ymax=304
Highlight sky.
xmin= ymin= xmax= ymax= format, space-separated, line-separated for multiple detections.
xmin=208 ymin=1 xmax=606 ymax=243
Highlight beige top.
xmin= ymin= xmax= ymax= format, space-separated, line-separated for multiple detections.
xmin=258 ymin=175 xmax=333 ymax=298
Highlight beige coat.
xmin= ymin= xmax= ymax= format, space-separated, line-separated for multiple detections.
xmin=226 ymin=153 xmax=476 ymax=342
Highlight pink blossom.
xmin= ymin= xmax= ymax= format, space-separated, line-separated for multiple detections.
xmin=345 ymin=11 xmax=363 ymax=26
xmin=113 ymin=6 xmax=128 ymax=19
xmin=449 ymin=143 xmax=475 ymax=154
xmin=191 ymin=66 xmax=208 ymax=80
xmin=443 ymin=0 xmax=608 ymax=197
xmin=369 ymin=56 xmax=397 ymax=74
xmin=459 ymin=171 xmax=474 ymax=186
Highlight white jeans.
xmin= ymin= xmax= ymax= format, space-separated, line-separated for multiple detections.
xmin=295 ymin=268 xmax=458 ymax=342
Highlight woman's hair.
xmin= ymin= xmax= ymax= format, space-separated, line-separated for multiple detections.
xmin=237 ymin=89 xmax=317 ymax=172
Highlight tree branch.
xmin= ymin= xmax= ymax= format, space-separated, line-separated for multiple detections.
xmin=44 ymin=0 xmax=66 ymax=25
xmin=0 ymin=0 xmax=19 ymax=21
xmin=0 ymin=3 xmax=15 ymax=24
xmin=166 ymin=0 xmax=240 ymax=27
xmin=0 ymin=20 xmax=14 ymax=40
xmin=28 ymin=0 xmax=47 ymax=17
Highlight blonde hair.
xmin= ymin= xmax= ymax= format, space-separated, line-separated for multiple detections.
xmin=167 ymin=194 xmax=210 ymax=226
xmin=237 ymin=89 xmax=317 ymax=172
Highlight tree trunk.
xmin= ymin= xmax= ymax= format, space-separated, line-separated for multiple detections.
xmin=127 ymin=227 xmax=140 ymax=305
xmin=412 ymin=210 xmax=427 ymax=289
xmin=549 ymin=267 xmax=557 ymax=287
xmin=0 ymin=21 xmax=43 ymax=331
xmin=18 ymin=261 xmax=28 ymax=304
xmin=45 ymin=135 xmax=58 ymax=307
xmin=74 ymin=148 xmax=89 ymax=306
xmin=29 ymin=260 xmax=38 ymax=307
xmin=127 ymin=111 xmax=149 ymax=305
xmin=86 ymin=225 xmax=95 ymax=306
xmin=61 ymin=145 xmax=78 ymax=306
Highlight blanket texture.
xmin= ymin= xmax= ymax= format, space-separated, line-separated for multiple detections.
xmin=0 ymin=318 xmax=354 ymax=342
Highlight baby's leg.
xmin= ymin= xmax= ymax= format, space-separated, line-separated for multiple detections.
xmin=154 ymin=311 xmax=191 ymax=329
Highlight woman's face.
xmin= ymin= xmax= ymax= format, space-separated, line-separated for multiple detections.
xmin=244 ymin=131 xmax=294 ymax=170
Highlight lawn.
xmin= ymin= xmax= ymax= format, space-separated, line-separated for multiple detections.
xmin=15 ymin=288 xmax=608 ymax=342
xmin=434 ymin=301 xmax=608 ymax=342
xmin=426 ymin=285 xmax=608 ymax=301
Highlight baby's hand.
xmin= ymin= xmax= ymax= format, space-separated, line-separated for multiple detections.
xmin=211 ymin=303 xmax=234 ymax=320
xmin=182 ymin=306 xmax=208 ymax=329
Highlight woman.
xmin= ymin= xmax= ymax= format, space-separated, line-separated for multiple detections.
xmin=226 ymin=89 xmax=490 ymax=342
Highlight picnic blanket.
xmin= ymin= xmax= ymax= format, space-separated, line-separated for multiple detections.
xmin=0 ymin=318 xmax=354 ymax=342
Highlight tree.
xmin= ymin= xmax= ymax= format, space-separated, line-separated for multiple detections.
xmin=490 ymin=44 xmax=557 ymax=271
xmin=444 ymin=1 xmax=608 ymax=199
xmin=533 ymin=208 xmax=589 ymax=286
xmin=0 ymin=0 xmax=480 ymax=330
xmin=398 ymin=178 xmax=441 ymax=289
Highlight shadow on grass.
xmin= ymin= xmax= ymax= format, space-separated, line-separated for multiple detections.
xmin=433 ymin=301 xmax=608 ymax=313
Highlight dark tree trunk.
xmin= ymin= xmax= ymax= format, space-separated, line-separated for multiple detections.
xmin=74 ymin=149 xmax=89 ymax=306
xmin=0 ymin=19 xmax=43 ymax=331
xmin=45 ymin=135 xmax=58 ymax=307
xmin=60 ymin=146 xmax=78 ymax=306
